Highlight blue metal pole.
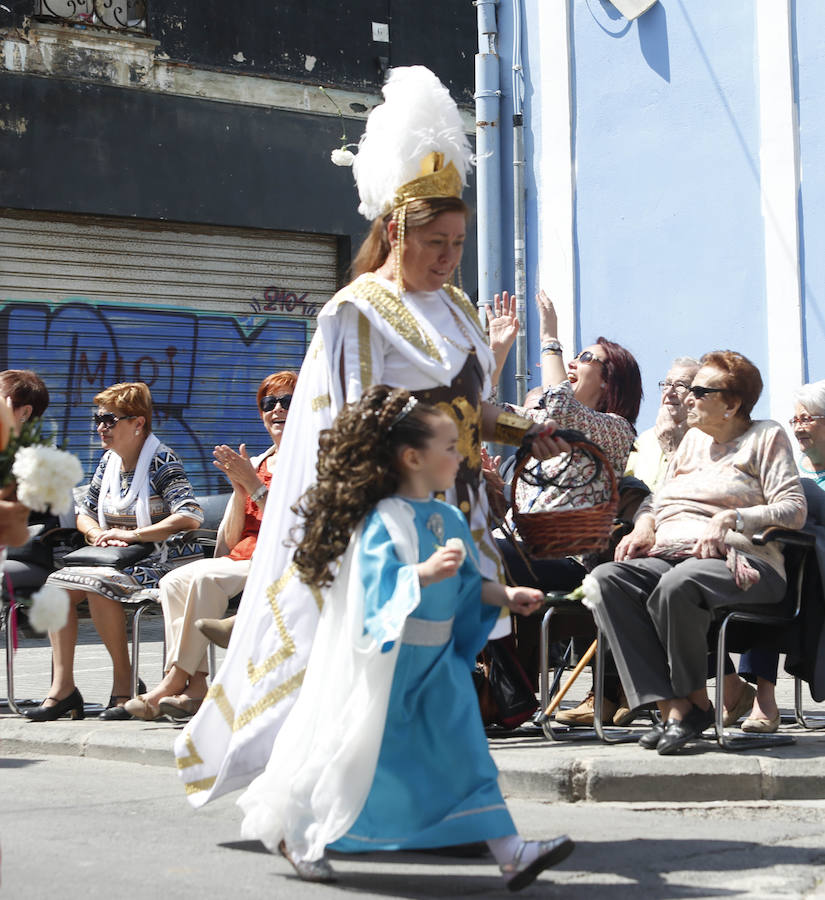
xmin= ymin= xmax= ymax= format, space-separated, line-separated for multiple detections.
xmin=475 ymin=0 xmax=502 ymax=322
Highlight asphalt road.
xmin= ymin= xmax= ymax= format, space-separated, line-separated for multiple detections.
xmin=2 ymin=752 xmax=824 ymax=899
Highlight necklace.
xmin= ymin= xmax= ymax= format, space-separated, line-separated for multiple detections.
xmin=440 ymin=293 xmax=475 ymax=354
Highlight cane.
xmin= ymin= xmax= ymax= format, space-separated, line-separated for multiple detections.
xmin=542 ymin=638 xmax=598 ymax=718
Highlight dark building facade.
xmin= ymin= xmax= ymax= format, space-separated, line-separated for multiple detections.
xmin=0 ymin=2 xmax=477 ymax=491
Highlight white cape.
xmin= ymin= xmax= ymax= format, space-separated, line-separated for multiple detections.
xmin=237 ymin=497 xmax=419 ymax=862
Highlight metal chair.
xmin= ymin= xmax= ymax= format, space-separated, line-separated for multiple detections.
xmin=713 ymin=527 xmax=815 ymax=750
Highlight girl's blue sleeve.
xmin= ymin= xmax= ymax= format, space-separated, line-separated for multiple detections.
xmin=359 ymin=509 xmax=420 ymax=653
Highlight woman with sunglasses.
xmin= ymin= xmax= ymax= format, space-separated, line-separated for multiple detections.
xmin=487 ymin=290 xmax=642 ymax=718
xmin=27 ymin=382 xmax=204 ymax=721
xmin=125 ymin=371 xmax=298 ymax=720
xmin=586 ymin=351 xmax=806 ymax=754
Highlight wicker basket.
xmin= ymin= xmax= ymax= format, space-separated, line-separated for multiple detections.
xmin=511 ymin=437 xmax=619 ymax=559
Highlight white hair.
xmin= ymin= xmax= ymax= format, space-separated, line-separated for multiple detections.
xmin=794 ymin=379 xmax=825 ymax=416
xmin=669 ymin=356 xmax=700 ymax=371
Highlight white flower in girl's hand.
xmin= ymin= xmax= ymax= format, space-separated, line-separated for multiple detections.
xmin=331 ymin=148 xmax=355 ymax=166
xmin=445 ymin=537 xmax=466 ymax=566
xmin=27 ymin=584 xmax=70 ymax=633
xmin=12 ymin=445 xmax=84 ymax=515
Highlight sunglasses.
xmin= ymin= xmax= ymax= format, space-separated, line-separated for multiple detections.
xmin=789 ymin=414 xmax=825 ymax=427
xmin=573 ymin=350 xmax=608 ymax=371
xmin=261 ymin=394 xmax=293 ymax=413
xmin=94 ymin=413 xmax=135 ymax=430
xmin=687 ymin=385 xmax=726 ymax=400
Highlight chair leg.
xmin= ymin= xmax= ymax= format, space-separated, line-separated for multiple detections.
xmin=592 ymin=630 xmax=638 ymax=744
xmin=208 ymin=640 xmax=216 ymax=681
xmin=4 ymin=602 xmax=23 ymax=716
xmin=131 ymin=604 xmax=146 ymax=697
xmin=795 ymin=676 xmax=825 ymax=729
xmin=715 ymin=615 xmax=794 ymax=750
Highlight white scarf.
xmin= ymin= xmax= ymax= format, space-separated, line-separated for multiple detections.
xmin=97 ymin=433 xmax=161 ymax=530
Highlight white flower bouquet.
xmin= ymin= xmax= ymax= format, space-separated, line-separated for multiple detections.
xmin=0 ymin=417 xmax=84 ymax=517
xmin=22 ymin=583 xmax=70 ymax=633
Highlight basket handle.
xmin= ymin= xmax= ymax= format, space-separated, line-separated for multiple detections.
xmin=511 ymin=429 xmax=619 ymax=514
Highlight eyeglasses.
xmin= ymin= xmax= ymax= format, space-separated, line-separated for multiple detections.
xmin=94 ymin=413 xmax=135 ymax=430
xmin=261 ymin=394 xmax=293 ymax=413
xmin=573 ymin=350 xmax=608 ymax=371
xmin=658 ymin=380 xmax=691 ymax=396
xmin=789 ymin=414 xmax=825 ymax=427
xmin=687 ymin=385 xmax=726 ymax=400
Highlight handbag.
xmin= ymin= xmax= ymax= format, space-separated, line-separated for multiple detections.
xmin=61 ymin=542 xmax=153 ymax=569
xmin=477 ymin=635 xmax=539 ymax=729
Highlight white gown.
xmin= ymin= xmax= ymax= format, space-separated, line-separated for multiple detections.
xmin=174 ymin=273 xmax=503 ymax=806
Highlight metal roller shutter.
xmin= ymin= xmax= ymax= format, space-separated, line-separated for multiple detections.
xmin=0 ymin=209 xmax=340 ymax=495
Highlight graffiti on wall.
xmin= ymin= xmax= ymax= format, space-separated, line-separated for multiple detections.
xmin=1 ymin=298 xmax=309 ymax=495
xmin=249 ymin=286 xmax=323 ymax=319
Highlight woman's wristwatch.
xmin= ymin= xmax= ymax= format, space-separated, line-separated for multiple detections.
xmin=251 ymin=483 xmax=268 ymax=506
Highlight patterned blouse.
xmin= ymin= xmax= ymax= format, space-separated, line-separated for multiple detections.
xmin=510 ymin=381 xmax=636 ymax=513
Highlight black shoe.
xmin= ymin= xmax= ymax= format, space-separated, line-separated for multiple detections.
xmin=656 ymin=703 xmax=715 ymax=756
xmin=99 ymin=678 xmax=146 ymax=720
xmin=638 ymin=722 xmax=664 ymax=749
xmin=24 ymin=688 xmax=85 ymax=722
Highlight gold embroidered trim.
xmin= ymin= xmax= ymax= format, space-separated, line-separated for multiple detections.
xmin=309 ymin=584 xmax=324 ymax=612
xmin=443 ymin=285 xmax=486 ymax=338
xmin=310 ymin=333 xmax=324 ymax=360
xmin=357 ymin=311 xmax=373 ymax=388
xmin=246 ymin=565 xmax=298 ymax=685
xmin=312 ymin=393 xmax=331 ymax=411
xmin=233 ymin=668 xmax=306 ymax=732
xmin=175 ymin=733 xmax=204 ymax=771
xmin=204 ymin=683 xmax=235 ymax=729
xmin=184 ymin=775 xmax=217 ymax=796
xmin=349 ymin=274 xmax=442 ymax=363
xmin=473 ymin=527 xmax=505 ymax=583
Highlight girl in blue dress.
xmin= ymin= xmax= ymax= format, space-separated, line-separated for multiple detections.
xmin=237 ymin=384 xmax=575 ymax=891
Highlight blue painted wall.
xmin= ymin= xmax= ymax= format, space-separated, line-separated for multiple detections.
xmin=794 ymin=0 xmax=825 ymax=382
xmin=504 ymin=0 xmax=771 ymax=430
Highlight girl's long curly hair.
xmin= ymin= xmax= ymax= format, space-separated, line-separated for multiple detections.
xmin=292 ymin=385 xmax=440 ymax=587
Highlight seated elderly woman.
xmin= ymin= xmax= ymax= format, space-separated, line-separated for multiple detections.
xmin=125 ymin=371 xmax=297 ymax=721
xmin=586 ymin=351 xmax=806 ymax=754
xmin=25 ymin=382 xmax=203 ymax=722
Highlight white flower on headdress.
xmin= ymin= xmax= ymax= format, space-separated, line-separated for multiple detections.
xmin=331 ymin=147 xmax=356 ymax=167
xmin=12 ymin=445 xmax=84 ymax=515
xmin=27 ymin=584 xmax=70 ymax=633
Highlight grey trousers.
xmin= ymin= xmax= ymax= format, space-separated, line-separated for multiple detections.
xmin=588 ymin=556 xmax=785 ymax=710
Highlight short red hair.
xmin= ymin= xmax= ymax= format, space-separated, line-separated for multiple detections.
xmin=257 ymin=371 xmax=298 ymax=410
xmin=700 ymin=351 xmax=762 ymax=420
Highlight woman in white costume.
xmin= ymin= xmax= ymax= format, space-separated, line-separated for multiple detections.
xmin=174 ymin=66 xmax=558 ymax=805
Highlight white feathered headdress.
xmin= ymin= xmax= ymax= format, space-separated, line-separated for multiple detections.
xmin=350 ymin=66 xmax=473 ymax=221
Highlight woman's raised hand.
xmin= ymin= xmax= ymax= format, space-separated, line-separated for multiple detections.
xmin=535 ymin=289 xmax=559 ymax=338
xmin=485 ymin=291 xmax=519 ymax=361
xmin=213 ymin=443 xmax=259 ymax=495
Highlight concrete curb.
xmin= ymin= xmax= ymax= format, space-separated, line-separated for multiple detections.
xmin=4 ymin=714 xmax=825 ymax=803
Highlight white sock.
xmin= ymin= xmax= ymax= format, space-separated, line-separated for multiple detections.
xmin=487 ymin=835 xmax=541 ymax=870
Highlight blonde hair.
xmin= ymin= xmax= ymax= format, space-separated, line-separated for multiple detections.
xmin=93 ymin=382 xmax=153 ymax=433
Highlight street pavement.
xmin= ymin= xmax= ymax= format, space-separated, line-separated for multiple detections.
xmin=4 ymin=618 xmax=825 ymax=806
xmin=1 ymin=754 xmax=824 ymax=899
